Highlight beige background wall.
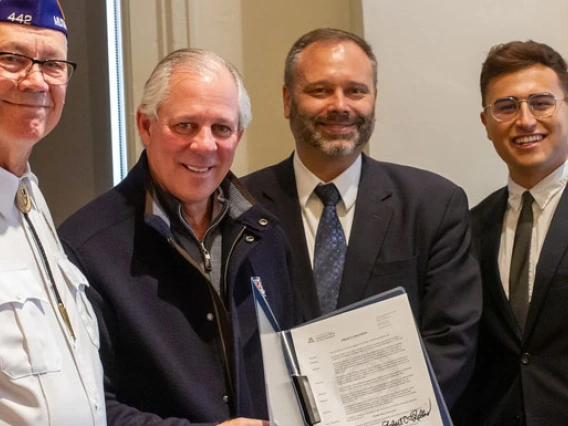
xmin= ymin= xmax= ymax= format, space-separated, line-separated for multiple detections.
xmin=28 ymin=0 xmax=568 ymax=224
xmin=31 ymin=0 xmax=361 ymax=225
xmin=30 ymin=0 xmax=112 ymax=226
xmin=122 ymin=0 xmax=363 ymax=176
xmin=241 ymin=0 xmax=363 ymax=172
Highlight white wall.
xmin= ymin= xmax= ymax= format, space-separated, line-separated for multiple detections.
xmin=363 ymin=0 xmax=568 ymax=206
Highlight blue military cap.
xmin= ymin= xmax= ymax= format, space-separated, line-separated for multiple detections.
xmin=0 ymin=0 xmax=68 ymax=36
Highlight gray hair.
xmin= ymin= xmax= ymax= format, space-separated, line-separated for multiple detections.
xmin=138 ymin=48 xmax=252 ymax=131
xmin=284 ymin=28 xmax=378 ymax=89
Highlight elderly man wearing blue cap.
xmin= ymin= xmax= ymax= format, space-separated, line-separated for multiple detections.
xmin=0 ymin=1 xmax=105 ymax=425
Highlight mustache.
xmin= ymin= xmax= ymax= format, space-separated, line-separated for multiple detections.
xmin=314 ymin=112 xmax=366 ymax=126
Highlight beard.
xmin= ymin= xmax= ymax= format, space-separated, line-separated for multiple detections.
xmin=288 ymin=99 xmax=375 ymax=157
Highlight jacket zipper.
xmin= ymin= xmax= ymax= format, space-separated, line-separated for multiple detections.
xmin=167 ymin=228 xmax=249 ymax=414
xmin=200 ymin=241 xmax=212 ymax=271
xmin=222 ymin=226 xmax=246 ymax=301
xmin=183 ymin=202 xmax=227 ymax=274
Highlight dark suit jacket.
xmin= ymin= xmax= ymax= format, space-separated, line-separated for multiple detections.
xmin=453 ymin=186 xmax=568 ymax=426
xmin=242 ymin=153 xmax=482 ymax=408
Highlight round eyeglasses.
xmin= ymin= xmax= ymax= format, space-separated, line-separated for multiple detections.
xmin=484 ymin=92 xmax=567 ymax=123
xmin=0 ymin=52 xmax=77 ymax=85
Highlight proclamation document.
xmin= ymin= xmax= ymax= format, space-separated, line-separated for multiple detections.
xmin=287 ymin=292 xmax=444 ymax=426
xmin=253 ymin=283 xmax=451 ymax=426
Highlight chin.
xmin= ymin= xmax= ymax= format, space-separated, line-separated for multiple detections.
xmin=321 ymin=146 xmax=356 ymax=157
xmin=19 ymin=121 xmax=52 ymax=141
xmin=10 ymin=130 xmax=44 ymax=147
xmin=317 ymin=138 xmax=360 ymax=157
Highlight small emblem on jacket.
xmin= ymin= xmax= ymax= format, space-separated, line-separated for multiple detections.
xmin=251 ymin=276 xmax=265 ymax=296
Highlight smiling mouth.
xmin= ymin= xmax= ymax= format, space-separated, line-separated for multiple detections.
xmin=4 ymin=100 xmax=51 ymax=108
xmin=185 ymin=164 xmax=210 ymax=173
xmin=319 ymin=122 xmax=357 ymax=134
xmin=513 ymin=134 xmax=544 ymax=145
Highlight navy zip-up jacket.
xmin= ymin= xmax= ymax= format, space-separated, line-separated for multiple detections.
xmin=59 ymin=152 xmax=297 ymax=426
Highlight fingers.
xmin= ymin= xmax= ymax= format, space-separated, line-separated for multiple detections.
xmin=217 ymin=417 xmax=270 ymax=426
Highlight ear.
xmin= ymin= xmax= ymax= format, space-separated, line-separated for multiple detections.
xmin=136 ymin=109 xmax=153 ymax=147
xmin=283 ymin=84 xmax=292 ymax=119
xmin=480 ymin=111 xmax=491 ymax=140
xmin=235 ymin=129 xmax=245 ymax=145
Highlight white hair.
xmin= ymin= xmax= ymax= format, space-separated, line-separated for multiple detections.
xmin=138 ymin=48 xmax=252 ymax=131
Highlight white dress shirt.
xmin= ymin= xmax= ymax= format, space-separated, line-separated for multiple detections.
xmin=293 ymin=152 xmax=361 ymax=267
xmin=499 ymin=161 xmax=568 ymax=301
xmin=0 ymin=166 xmax=106 ymax=426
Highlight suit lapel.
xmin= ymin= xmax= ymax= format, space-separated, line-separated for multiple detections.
xmin=525 ymin=185 xmax=568 ymax=336
xmin=337 ymin=155 xmax=393 ymax=307
xmin=477 ymin=189 xmax=523 ymax=340
xmin=257 ymin=156 xmax=321 ymax=319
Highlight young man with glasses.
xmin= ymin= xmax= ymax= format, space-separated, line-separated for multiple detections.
xmin=0 ymin=1 xmax=105 ymax=425
xmin=452 ymin=41 xmax=568 ymax=426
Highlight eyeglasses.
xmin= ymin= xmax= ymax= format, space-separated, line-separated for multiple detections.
xmin=0 ymin=52 xmax=77 ymax=85
xmin=484 ymin=92 xmax=567 ymax=123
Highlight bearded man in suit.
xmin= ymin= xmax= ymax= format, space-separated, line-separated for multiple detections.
xmin=243 ymin=28 xmax=481 ymax=409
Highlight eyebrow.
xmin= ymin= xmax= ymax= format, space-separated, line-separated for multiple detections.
xmin=167 ymin=114 xmax=238 ymax=126
xmin=303 ymin=80 xmax=371 ymax=89
xmin=494 ymin=92 xmax=556 ymax=100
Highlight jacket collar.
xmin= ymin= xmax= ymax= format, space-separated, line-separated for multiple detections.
xmin=127 ymin=150 xmax=269 ymax=238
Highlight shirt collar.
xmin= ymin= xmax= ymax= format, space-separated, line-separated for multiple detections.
xmin=0 ymin=165 xmax=37 ymax=218
xmin=293 ymin=152 xmax=361 ymax=211
xmin=507 ymin=160 xmax=568 ymax=212
xmin=145 ymin=176 xmax=227 ymax=235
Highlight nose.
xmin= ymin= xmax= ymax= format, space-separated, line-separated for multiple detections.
xmin=327 ymin=89 xmax=349 ymax=112
xmin=189 ymin=126 xmax=218 ymax=154
xmin=516 ymin=100 xmax=537 ymax=128
xmin=17 ymin=63 xmax=48 ymax=91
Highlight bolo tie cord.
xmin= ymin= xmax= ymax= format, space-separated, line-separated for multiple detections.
xmin=18 ymin=184 xmax=76 ymax=341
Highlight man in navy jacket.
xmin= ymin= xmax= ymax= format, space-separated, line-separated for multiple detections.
xmin=59 ymin=48 xmax=296 ymax=426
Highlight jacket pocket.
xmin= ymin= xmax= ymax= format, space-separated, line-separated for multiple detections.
xmin=0 ymin=267 xmax=62 ymax=379
xmin=57 ymin=258 xmax=100 ymax=348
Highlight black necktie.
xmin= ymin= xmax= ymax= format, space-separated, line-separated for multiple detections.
xmin=509 ymin=191 xmax=534 ymax=331
xmin=313 ymin=183 xmax=347 ymax=315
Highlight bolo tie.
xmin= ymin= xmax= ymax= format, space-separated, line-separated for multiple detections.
xmin=17 ymin=182 xmax=76 ymax=341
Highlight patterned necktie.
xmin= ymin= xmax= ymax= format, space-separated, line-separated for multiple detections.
xmin=313 ymin=183 xmax=347 ymax=315
xmin=509 ymin=191 xmax=534 ymax=332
